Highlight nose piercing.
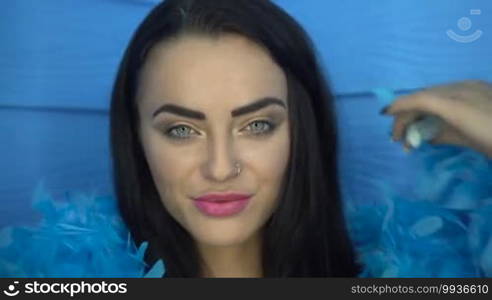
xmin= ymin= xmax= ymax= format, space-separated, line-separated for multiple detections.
xmin=234 ymin=162 xmax=242 ymax=176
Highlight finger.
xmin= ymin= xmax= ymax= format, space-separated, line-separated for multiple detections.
xmin=386 ymin=92 xmax=447 ymax=116
xmin=391 ymin=111 xmax=421 ymax=142
xmin=386 ymin=92 xmax=472 ymax=132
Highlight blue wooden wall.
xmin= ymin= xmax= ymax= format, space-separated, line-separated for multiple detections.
xmin=1 ymin=0 xmax=491 ymax=227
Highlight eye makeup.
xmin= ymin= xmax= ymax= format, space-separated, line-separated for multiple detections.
xmin=154 ymin=109 xmax=287 ymax=141
xmin=239 ymin=110 xmax=285 ymax=136
xmin=242 ymin=119 xmax=277 ymax=136
xmin=166 ymin=124 xmax=199 ymax=140
xmin=155 ymin=121 xmax=200 ymax=141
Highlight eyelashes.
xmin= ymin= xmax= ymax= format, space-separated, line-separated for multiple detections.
xmin=166 ymin=125 xmax=198 ymax=140
xmin=164 ymin=120 xmax=277 ymax=140
xmin=244 ymin=120 xmax=276 ymax=136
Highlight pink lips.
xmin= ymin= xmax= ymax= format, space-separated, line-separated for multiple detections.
xmin=193 ymin=192 xmax=252 ymax=217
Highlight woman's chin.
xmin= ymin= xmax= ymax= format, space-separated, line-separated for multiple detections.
xmin=192 ymin=226 xmax=256 ymax=248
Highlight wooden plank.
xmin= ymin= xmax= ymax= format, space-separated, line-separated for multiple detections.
xmin=1 ymin=0 xmax=490 ymax=109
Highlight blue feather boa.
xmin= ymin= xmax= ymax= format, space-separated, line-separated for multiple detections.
xmin=0 ymin=143 xmax=491 ymax=277
xmin=346 ymin=143 xmax=492 ymax=277
xmin=0 ymin=187 xmax=165 ymax=278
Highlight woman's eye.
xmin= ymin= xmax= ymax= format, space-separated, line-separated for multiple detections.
xmin=165 ymin=125 xmax=197 ymax=139
xmin=244 ymin=120 xmax=275 ymax=135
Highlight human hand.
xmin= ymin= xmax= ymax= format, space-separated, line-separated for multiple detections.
xmin=381 ymin=80 xmax=492 ymax=158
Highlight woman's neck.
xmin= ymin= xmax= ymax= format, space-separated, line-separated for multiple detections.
xmin=197 ymin=233 xmax=263 ymax=278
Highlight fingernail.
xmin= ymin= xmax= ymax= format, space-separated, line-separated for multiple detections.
xmin=379 ymin=105 xmax=390 ymax=115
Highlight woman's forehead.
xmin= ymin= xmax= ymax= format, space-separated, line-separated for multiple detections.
xmin=137 ymin=34 xmax=288 ymax=112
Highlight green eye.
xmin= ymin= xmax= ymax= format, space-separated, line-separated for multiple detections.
xmin=166 ymin=125 xmax=197 ymax=139
xmin=245 ymin=120 xmax=275 ymax=135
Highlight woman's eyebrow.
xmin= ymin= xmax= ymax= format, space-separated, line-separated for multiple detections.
xmin=152 ymin=104 xmax=205 ymax=120
xmin=231 ymin=97 xmax=286 ymax=117
xmin=152 ymin=97 xmax=286 ymax=120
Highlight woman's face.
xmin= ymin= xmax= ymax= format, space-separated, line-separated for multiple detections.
xmin=136 ymin=34 xmax=290 ymax=247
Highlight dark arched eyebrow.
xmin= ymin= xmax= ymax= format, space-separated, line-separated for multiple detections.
xmin=152 ymin=97 xmax=286 ymax=120
xmin=231 ymin=97 xmax=286 ymax=117
xmin=152 ymin=103 xmax=206 ymax=120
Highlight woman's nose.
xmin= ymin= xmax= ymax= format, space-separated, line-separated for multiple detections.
xmin=202 ymin=135 xmax=239 ymax=182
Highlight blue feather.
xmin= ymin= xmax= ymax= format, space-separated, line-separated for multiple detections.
xmin=0 ymin=183 xmax=165 ymax=278
xmin=346 ymin=89 xmax=492 ymax=277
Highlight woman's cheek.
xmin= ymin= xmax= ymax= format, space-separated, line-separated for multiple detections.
xmin=143 ymin=137 xmax=200 ymax=215
xmin=241 ymin=127 xmax=290 ymax=186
